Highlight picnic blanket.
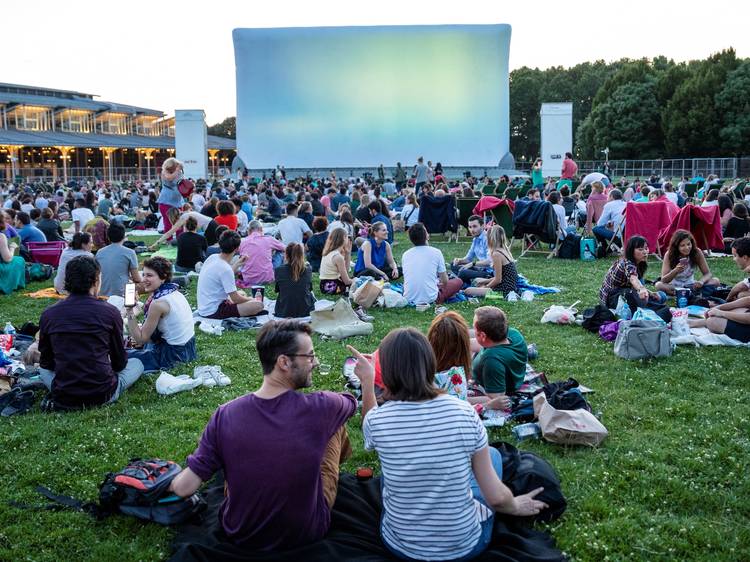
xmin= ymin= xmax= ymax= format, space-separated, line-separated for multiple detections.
xmin=517 ymin=275 xmax=560 ymax=296
xmin=656 ymin=204 xmax=724 ymax=252
xmin=671 ymin=327 xmax=750 ymax=347
xmin=24 ymin=287 xmax=64 ymax=300
xmin=169 ymin=472 xmax=566 ymax=562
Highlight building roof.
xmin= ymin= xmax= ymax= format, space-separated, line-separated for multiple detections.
xmin=0 ymin=83 xmax=163 ymax=116
xmin=0 ymin=128 xmax=235 ymax=150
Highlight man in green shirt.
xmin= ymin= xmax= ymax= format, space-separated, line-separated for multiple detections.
xmin=471 ymin=306 xmax=527 ymax=410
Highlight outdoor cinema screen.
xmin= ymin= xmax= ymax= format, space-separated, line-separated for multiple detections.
xmin=233 ymin=24 xmax=511 ymax=169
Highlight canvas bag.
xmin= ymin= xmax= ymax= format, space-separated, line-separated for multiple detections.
xmin=613 ymin=319 xmax=672 ymax=360
xmin=352 ymin=279 xmax=383 ymax=308
xmin=533 ymin=393 xmax=608 ymax=447
xmin=311 ymin=299 xmax=373 ymax=339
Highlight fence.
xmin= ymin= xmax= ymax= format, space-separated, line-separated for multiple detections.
xmin=574 ymin=158 xmax=739 ymax=179
xmin=2 ymin=165 xmax=228 ymax=183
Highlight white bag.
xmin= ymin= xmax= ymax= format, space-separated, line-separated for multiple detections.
xmin=311 ymin=299 xmax=374 ymax=339
xmin=533 ymin=393 xmax=608 ymax=447
xmin=381 ymin=288 xmax=408 ymax=308
xmin=540 ymin=301 xmax=580 ymax=324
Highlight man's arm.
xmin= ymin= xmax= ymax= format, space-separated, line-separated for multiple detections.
xmin=228 ymin=290 xmax=251 ymax=304
xmin=726 ymin=279 xmax=750 ymax=301
xmin=108 ymin=312 xmax=128 ymax=373
xmin=170 ymin=467 xmax=204 ymax=498
xmin=346 ymin=345 xmax=377 ymax=424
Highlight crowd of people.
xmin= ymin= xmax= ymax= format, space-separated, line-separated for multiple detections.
xmin=2 ymin=155 xmax=750 ymax=559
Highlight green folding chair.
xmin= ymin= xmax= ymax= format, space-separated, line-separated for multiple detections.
xmin=456 ymin=197 xmax=481 ymax=234
xmin=517 ymin=185 xmax=531 ymax=199
xmin=684 ymin=183 xmax=698 ymax=200
xmin=503 ymin=187 xmax=519 ymax=200
xmin=490 ymin=204 xmax=514 ymax=238
xmin=481 ymin=184 xmax=496 ymax=196
xmin=494 ymin=181 xmax=508 ymax=196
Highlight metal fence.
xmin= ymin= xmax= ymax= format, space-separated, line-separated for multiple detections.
xmin=574 ymin=158 xmax=739 ymax=179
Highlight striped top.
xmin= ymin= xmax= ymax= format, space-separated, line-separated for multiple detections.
xmin=363 ymin=394 xmax=492 ymax=560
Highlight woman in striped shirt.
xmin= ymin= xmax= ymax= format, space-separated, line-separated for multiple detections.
xmin=348 ymin=329 xmax=547 ymax=561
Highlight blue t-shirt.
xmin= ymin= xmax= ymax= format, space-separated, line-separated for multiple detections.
xmin=19 ymin=224 xmax=47 ymax=244
xmin=157 ymin=176 xmax=185 ymax=208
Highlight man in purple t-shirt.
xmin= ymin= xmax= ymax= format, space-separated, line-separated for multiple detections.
xmin=170 ymin=320 xmax=356 ymax=551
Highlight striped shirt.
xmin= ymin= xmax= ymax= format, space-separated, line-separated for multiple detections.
xmin=363 ymin=394 xmax=491 ymax=560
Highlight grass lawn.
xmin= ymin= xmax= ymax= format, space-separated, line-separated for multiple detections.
xmin=1 ymin=233 xmax=749 ymax=561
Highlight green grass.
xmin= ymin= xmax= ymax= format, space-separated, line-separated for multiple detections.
xmin=1 ymin=233 xmax=749 ymax=561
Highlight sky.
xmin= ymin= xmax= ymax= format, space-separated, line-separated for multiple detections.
xmin=4 ymin=0 xmax=749 ymax=125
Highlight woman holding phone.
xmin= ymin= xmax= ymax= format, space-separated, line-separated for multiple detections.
xmin=655 ymin=230 xmax=720 ymax=296
xmin=125 ymin=256 xmax=196 ymax=372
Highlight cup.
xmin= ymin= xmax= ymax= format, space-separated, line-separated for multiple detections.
xmin=675 ymin=288 xmax=690 ymax=309
xmin=318 ymin=364 xmax=331 ymax=375
xmin=415 ymin=303 xmax=430 ymax=312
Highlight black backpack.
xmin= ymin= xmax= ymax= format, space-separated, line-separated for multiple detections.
xmin=540 ymin=378 xmax=591 ymax=412
xmin=557 ymin=233 xmax=581 ymax=259
xmin=581 ymin=304 xmax=616 ymax=332
xmin=491 ymin=441 xmax=567 ymax=524
xmin=12 ymin=459 xmax=205 ymax=525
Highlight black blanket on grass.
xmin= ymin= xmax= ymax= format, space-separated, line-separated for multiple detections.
xmin=169 ymin=473 xmax=566 ymax=562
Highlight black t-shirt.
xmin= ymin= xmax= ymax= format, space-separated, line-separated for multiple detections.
xmin=267 ymin=197 xmax=282 ymax=218
xmin=311 ymin=200 xmax=326 ymax=217
xmin=298 ymin=211 xmax=314 ymax=229
xmin=724 ymin=217 xmax=750 ymax=239
xmin=201 ymin=203 xmax=218 ymax=218
xmin=306 ymin=231 xmax=329 ymax=272
xmin=176 ymin=231 xmax=208 ymax=269
xmin=355 ymin=206 xmax=371 ymax=224
xmin=274 ymin=264 xmax=315 ymax=318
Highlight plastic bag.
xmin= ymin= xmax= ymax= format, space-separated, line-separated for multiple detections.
xmin=669 ymin=308 xmax=691 ymax=337
xmin=540 ymin=302 xmax=579 ymax=325
xmin=614 ymin=296 xmax=632 ymax=320
xmin=632 ymin=307 xmax=666 ymax=324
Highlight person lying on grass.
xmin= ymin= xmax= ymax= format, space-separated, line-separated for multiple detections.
xmin=655 ymin=229 xmax=720 ymax=296
xmin=468 ymin=306 xmax=527 ymax=411
xmin=348 ymin=329 xmax=546 ymax=562
xmin=688 ymin=238 xmax=750 ymax=343
xmin=125 ymin=256 xmax=197 ymax=372
xmin=170 ymin=320 xmax=356 ymax=551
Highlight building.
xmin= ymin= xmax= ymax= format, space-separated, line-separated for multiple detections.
xmin=0 ymin=83 xmax=236 ymax=183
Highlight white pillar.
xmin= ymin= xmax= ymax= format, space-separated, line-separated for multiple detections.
xmin=540 ymin=103 xmax=573 ymax=178
xmin=174 ymin=110 xmax=208 ymax=180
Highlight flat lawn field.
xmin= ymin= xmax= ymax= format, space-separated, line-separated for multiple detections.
xmin=1 ymin=233 xmax=748 ymax=561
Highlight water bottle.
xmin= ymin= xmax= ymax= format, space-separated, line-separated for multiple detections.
xmin=512 ymin=422 xmax=542 ymax=442
xmin=4 ymin=322 xmax=15 ymax=335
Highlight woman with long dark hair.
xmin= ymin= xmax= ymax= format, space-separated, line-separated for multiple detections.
xmin=348 ymin=329 xmax=547 ymax=561
xmin=599 ymin=236 xmax=666 ymax=312
xmin=273 ymin=243 xmax=314 ymax=318
xmin=655 ymin=229 xmax=720 ymax=296
xmin=54 ymin=232 xmax=94 ymax=294
xmin=723 ymin=203 xmax=750 ymax=252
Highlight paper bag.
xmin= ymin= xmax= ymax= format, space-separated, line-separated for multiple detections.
xmin=352 ymin=279 xmax=383 ymax=309
xmin=533 ymin=393 xmax=607 ymax=447
xmin=311 ymin=299 xmax=373 ymax=340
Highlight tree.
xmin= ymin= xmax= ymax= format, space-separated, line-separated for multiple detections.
xmin=207 ymin=117 xmax=236 ymax=139
xmin=583 ymin=81 xmax=663 ymax=159
xmin=662 ymin=49 xmax=739 ymax=156
xmin=509 ymin=67 xmax=544 ymax=160
xmin=716 ymin=60 xmax=750 ymax=154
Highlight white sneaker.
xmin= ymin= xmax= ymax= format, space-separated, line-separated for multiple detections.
xmin=194 ymin=365 xmax=231 ymax=387
xmin=521 ymin=290 xmax=535 ymax=302
xmin=506 ymin=291 xmax=519 ymax=302
xmin=354 ymin=306 xmax=374 ymax=322
xmin=192 ymin=366 xmax=217 ymax=388
xmin=199 ymin=321 xmax=224 ymax=336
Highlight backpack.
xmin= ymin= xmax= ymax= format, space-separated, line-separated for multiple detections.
xmin=144 ymin=214 xmax=160 ymax=229
xmin=581 ymin=304 xmax=616 ymax=332
xmin=25 ymin=262 xmax=54 ymax=282
xmin=177 ymin=179 xmax=195 ymax=198
xmin=557 ymin=233 xmax=581 ymax=259
xmin=540 ymin=378 xmax=591 ymax=412
xmin=491 ymin=441 xmax=567 ymax=523
xmin=13 ymin=459 xmax=205 ymax=525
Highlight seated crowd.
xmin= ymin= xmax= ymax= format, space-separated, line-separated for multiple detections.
xmin=3 ymin=161 xmax=750 ymax=559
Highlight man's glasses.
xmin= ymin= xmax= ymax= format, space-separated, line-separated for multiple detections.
xmin=286 ymin=352 xmax=317 ymax=362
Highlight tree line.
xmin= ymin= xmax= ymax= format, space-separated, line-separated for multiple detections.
xmin=208 ymin=49 xmax=750 ymax=162
xmin=510 ymin=49 xmax=750 ymax=162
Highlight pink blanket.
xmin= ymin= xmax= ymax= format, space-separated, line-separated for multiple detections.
xmin=624 ymin=201 xmax=678 ymax=254
xmin=657 ymin=204 xmax=724 ymax=252
xmin=473 ymin=196 xmax=515 ymax=216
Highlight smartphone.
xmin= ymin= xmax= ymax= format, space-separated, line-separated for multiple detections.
xmin=679 ymin=257 xmax=689 ymax=267
xmin=124 ymin=283 xmax=136 ymax=308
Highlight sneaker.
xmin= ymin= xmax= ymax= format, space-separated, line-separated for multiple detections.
xmin=192 ymin=366 xmax=217 ymax=388
xmin=506 ymin=291 xmax=519 ymax=302
xmin=521 ymin=290 xmax=535 ymax=302
xmin=194 ymin=365 xmax=231 ymax=387
xmin=354 ymin=306 xmax=374 ymax=322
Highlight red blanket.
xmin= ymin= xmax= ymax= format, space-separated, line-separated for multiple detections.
xmin=657 ymin=204 xmax=724 ymax=252
xmin=624 ymin=201 xmax=678 ymax=253
xmin=473 ymin=196 xmax=515 ymax=215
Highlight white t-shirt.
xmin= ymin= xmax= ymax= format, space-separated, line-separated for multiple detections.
xmin=72 ymin=207 xmax=95 ymax=227
xmin=21 ymin=203 xmax=35 ymax=214
xmin=665 ymin=192 xmax=679 ymax=204
xmin=157 ymin=291 xmax=195 ymax=345
xmin=364 ymin=395 xmax=491 ymax=561
xmin=402 ymin=245 xmax=446 ymax=304
xmin=196 ymin=254 xmax=238 ymax=316
xmin=183 ymin=211 xmax=212 ymax=229
xmin=552 ymin=203 xmax=567 ymax=239
xmin=191 ymin=193 xmax=206 ymax=210
xmin=277 ymin=216 xmax=311 ymax=246
xmin=400 ymin=204 xmax=420 ymax=227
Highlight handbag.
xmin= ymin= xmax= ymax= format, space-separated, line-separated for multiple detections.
xmin=177 ymin=178 xmax=194 ymax=198
xmin=613 ymin=319 xmax=672 ymax=360
xmin=311 ymin=299 xmax=373 ymax=339
xmin=533 ymin=393 xmax=608 ymax=447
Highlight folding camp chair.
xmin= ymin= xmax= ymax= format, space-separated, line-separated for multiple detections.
xmin=494 ymin=181 xmax=508 ymax=196
xmin=512 ymin=200 xmax=559 ymax=259
xmin=481 ymin=184 xmax=496 ymax=196
xmin=683 ymin=183 xmax=698 ymax=201
xmin=733 ymin=181 xmax=746 ymax=200
xmin=517 ymin=185 xmax=531 ymax=199
xmin=456 ymin=197 xmax=481 ymax=236
xmin=604 ymin=219 xmax=625 ymax=256
xmin=490 ymin=204 xmax=514 ymax=239
xmin=27 ymin=241 xmax=67 ymax=267
xmin=503 ymin=187 xmax=519 ymax=200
